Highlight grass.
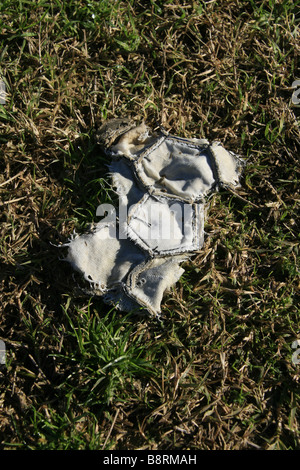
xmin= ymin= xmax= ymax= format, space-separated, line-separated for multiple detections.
xmin=0 ymin=0 xmax=299 ymax=450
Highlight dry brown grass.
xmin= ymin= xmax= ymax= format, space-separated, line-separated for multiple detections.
xmin=0 ymin=0 xmax=299 ymax=450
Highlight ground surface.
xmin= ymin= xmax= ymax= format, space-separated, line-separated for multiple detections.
xmin=0 ymin=0 xmax=299 ymax=450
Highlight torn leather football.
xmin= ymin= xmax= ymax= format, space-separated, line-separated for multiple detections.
xmin=63 ymin=119 xmax=244 ymax=317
